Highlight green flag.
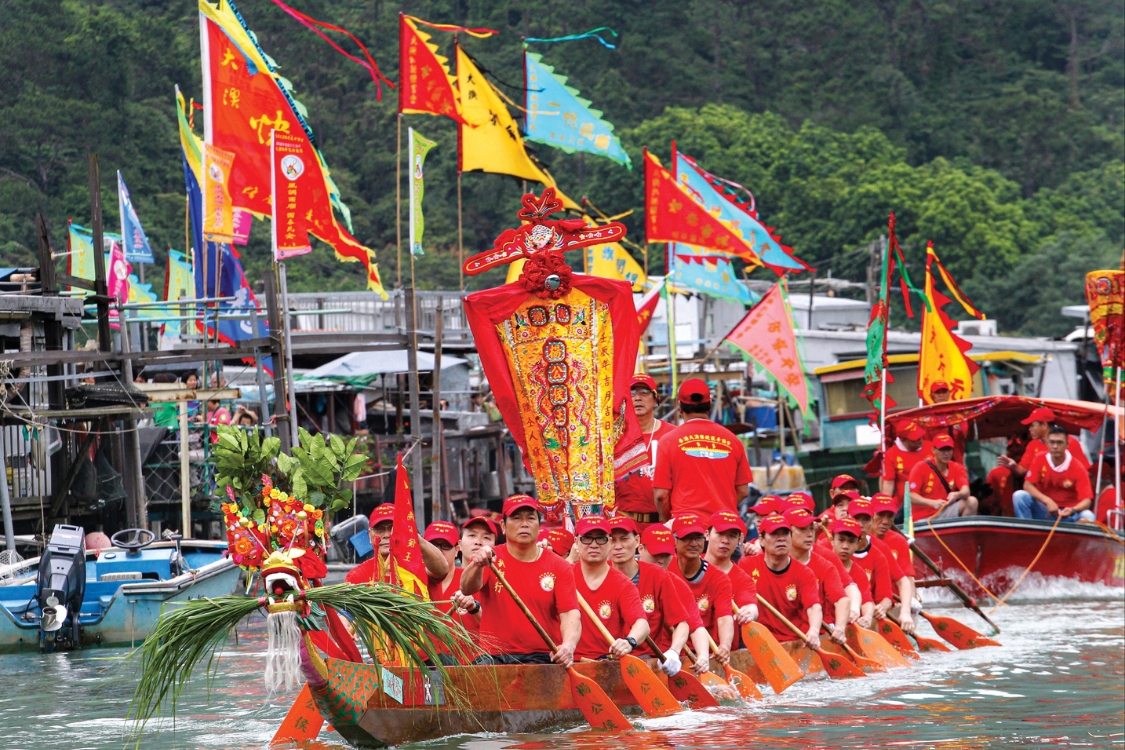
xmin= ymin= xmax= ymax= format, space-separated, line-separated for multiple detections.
xmin=408 ymin=128 xmax=437 ymax=257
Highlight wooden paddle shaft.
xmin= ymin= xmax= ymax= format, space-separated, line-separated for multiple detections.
xmin=756 ymin=594 xmax=809 ymax=642
xmin=645 ymin=635 xmax=668 ymax=663
xmin=575 ymin=592 xmax=620 ymax=648
xmin=820 ymin=622 xmax=864 ymax=661
xmin=488 ymin=562 xmax=559 ymax=653
xmin=909 ymin=542 xmax=1001 ymax=632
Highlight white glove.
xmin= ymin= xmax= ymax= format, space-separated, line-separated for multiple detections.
xmin=660 ymin=649 xmax=682 ymax=677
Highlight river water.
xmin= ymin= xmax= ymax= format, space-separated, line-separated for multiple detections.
xmin=2 ymin=582 xmax=1122 ymax=750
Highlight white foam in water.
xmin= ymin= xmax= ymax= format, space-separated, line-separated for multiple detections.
xmin=919 ymin=568 xmax=1124 ymax=607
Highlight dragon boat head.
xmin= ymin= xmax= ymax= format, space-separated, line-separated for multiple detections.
xmin=260 ymin=549 xmax=307 ymax=614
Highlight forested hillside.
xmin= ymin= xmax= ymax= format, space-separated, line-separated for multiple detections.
xmin=1 ymin=0 xmax=1122 ymax=336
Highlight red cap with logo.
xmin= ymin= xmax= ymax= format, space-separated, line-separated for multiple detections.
xmin=641 ymin=526 xmax=675 ymax=555
xmin=671 ymin=513 xmax=706 ymax=538
xmin=462 ymin=515 xmax=500 ymax=537
xmin=709 ymin=509 xmax=747 ymax=534
xmin=871 ymin=493 xmax=898 ymax=515
xmin=1021 ymin=406 xmax=1056 ymax=425
xmin=848 ymin=496 xmax=874 ymax=518
xmin=630 ymin=373 xmax=659 ymax=394
xmin=932 ymin=434 xmax=955 ymax=450
xmin=834 ymin=489 xmax=861 ymax=506
xmin=545 ymin=527 xmax=575 ymax=556
xmin=783 ymin=508 xmax=817 ymax=528
xmin=423 ymin=520 xmax=459 ymax=546
xmin=369 ymin=503 xmax=395 ymax=527
xmin=830 ymin=474 xmax=860 ymax=491
xmin=930 ymin=380 xmax=950 ymax=394
xmin=608 ymin=515 xmax=638 ymax=534
xmin=752 ymin=495 xmax=783 ymax=515
xmin=758 ymin=514 xmax=791 ymax=535
xmin=574 ymin=514 xmax=611 ymax=537
xmin=784 ymin=492 xmax=815 ymax=513
xmin=677 ymin=377 xmax=711 ymax=405
xmin=502 ymin=494 xmax=539 ymax=518
xmin=831 ymin=517 xmax=863 ymax=537
xmin=899 ymin=421 xmax=925 ymax=440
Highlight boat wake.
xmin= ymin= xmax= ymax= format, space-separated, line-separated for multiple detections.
xmin=921 ymin=567 xmax=1125 ymax=606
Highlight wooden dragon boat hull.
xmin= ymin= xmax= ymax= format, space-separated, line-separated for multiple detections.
xmin=307 ymin=639 xmax=849 ymax=747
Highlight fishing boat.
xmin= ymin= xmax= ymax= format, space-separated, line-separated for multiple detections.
xmin=0 ymin=524 xmax=238 ymax=653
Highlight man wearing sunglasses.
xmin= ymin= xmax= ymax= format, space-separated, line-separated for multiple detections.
xmin=571 ymin=515 xmax=650 ymax=662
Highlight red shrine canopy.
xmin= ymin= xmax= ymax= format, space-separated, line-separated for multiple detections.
xmin=889 ymin=396 xmax=1122 ymax=442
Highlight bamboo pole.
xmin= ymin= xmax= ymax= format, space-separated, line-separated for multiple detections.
xmin=396 ymin=114 xmax=403 ymax=289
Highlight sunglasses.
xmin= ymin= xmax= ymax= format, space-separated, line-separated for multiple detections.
xmin=578 ymin=535 xmax=610 ymax=546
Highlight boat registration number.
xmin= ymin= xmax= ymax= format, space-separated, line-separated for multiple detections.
xmin=381 ymin=667 xmax=404 ymax=704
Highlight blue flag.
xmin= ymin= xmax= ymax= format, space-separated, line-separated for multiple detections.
xmin=524 ymin=51 xmax=631 ymax=169
xmin=116 ymin=171 xmax=154 ymax=264
xmin=669 ymin=244 xmax=759 ymax=307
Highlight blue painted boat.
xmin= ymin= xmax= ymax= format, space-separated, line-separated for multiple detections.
xmin=0 ymin=525 xmax=240 ymax=653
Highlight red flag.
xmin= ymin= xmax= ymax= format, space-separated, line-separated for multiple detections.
xmin=389 ymin=453 xmax=429 ymax=600
xmin=644 ymin=150 xmax=755 ymax=259
xmin=635 ymin=279 xmax=663 ymax=335
xmin=270 ymin=131 xmax=314 ymax=260
xmin=724 ymin=282 xmax=810 ymax=413
xmin=399 ymin=15 xmax=466 ymax=124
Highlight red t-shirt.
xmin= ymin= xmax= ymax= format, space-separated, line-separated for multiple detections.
xmin=739 ymin=555 xmax=819 ymax=642
xmin=985 ymin=465 xmax=1016 ymax=516
xmin=427 ymin=567 xmax=480 ymax=639
xmin=1025 ymin=453 xmax=1094 ymax=510
xmin=814 ymin=544 xmax=851 ymax=584
xmin=1020 ymin=436 xmax=1089 ymax=473
xmin=716 ymin=561 xmax=757 ymax=650
xmin=668 ymin=560 xmax=734 ymax=642
xmin=882 ymin=440 xmax=933 ymax=506
xmin=614 ymin=420 xmax=674 ymax=515
xmin=631 ymin=561 xmax=689 ymax=655
xmin=844 ymin=560 xmax=874 ymax=604
xmin=345 ymin=555 xmax=383 ymax=585
xmin=798 ymin=552 xmax=848 ymax=626
xmin=654 ymin=420 xmax=751 ymax=518
xmin=908 ymin=459 xmax=970 ymax=520
xmin=851 ymin=543 xmax=894 ymax=603
xmin=474 ymin=546 xmax=579 ymax=655
xmin=878 ymin=530 xmax=914 ymax=578
xmin=868 ymin=535 xmax=906 ymax=583
xmin=667 ymin=569 xmax=706 ymax=634
xmin=573 ymin=563 xmax=647 ymax=661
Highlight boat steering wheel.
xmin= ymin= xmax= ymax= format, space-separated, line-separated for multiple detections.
xmin=111 ymin=528 xmax=156 ymax=552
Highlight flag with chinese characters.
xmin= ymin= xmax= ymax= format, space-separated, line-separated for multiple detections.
xmin=388 ymin=453 xmax=429 ymax=600
xmin=724 ymin=282 xmax=809 ymax=413
xmin=635 ymin=278 xmax=663 ymax=335
xmin=644 ymin=150 xmax=754 ymax=258
xmin=116 ymin=171 xmax=154 ymax=263
xmin=270 ymin=130 xmax=314 ymax=260
xmin=1086 ymin=270 xmax=1125 ymax=377
xmin=199 ymin=0 xmax=385 ymax=296
xmin=202 ymin=144 xmax=235 ymax=243
xmin=398 ymin=15 xmax=466 ymax=123
xmin=586 ymin=241 xmax=646 ymax=291
xmin=408 ymin=128 xmax=437 ymax=257
xmin=524 ymin=51 xmax=630 ymax=168
xmin=918 ymin=242 xmax=982 ymax=403
xmin=669 ymin=244 xmax=758 ymax=306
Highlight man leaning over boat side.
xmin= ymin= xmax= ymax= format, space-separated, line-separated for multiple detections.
xmin=907 ymin=434 xmax=979 ymax=521
xmin=739 ymin=514 xmax=823 ymax=649
xmin=614 ymin=374 xmax=674 ymax=532
xmin=848 ymin=495 xmax=915 ymax=632
xmin=1013 ymin=424 xmax=1097 ymax=523
xmin=458 ymin=495 xmax=581 ymax=668
xmin=345 ymin=503 xmax=450 ymax=585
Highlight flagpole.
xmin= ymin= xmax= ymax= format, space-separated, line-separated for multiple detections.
xmin=396 ymin=113 xmax=403 ymax=289
xmin=667 ymin=269 xmax=679 ymax=405
xmin=1115 ymin=365 xmax=1122 ymax=531
xmin=457 ymin=170 xmax=464 ymax=291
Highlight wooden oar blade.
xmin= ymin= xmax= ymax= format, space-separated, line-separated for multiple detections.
xmin=722 ymin=664 xmax=763 ymax=700
xmin=568 ymin=669 xmax=633 ymax=732
xmin=270 ymin=684 xmax=324 ymax=746
xmin=619 ymin=655 xmax=683 ymax=717
xmin=849 ymin=624 xmax=912 ymax=669
xmin=741 ymin=622 xmax=804 ymax=694
xmin=913 ymin=633 xmax=952 ymax=652
xmin=877 ymin=618 xmax=921 ymax=659
xmin=696 ymin=670 xmax=743 ymax=704
xmin=921 ymin=611 xmax=1001 ymax=649
xmin=666 ymin=670 xmax=721 ymax=708
xmin=817 ymin=647 xmax=866 ymax=679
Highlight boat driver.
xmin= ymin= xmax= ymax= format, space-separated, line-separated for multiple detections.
xmin=1014 ymin=424 xmax=1097 ymax=523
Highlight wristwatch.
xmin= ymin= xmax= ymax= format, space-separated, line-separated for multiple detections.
xmin=624 ymin=636 xmax=637 ymax=649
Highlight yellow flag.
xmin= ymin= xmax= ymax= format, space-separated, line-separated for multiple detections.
xmin=918 ymin=243 xmax=979 ymax=403
xmin=203 ymin=143 xmax=235 ymax=243
xmin=586 ymin=242 xmax=646 ymax=291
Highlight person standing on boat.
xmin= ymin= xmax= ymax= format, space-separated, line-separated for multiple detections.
xmin=828 ymin=517 xmax=876 ymax=629
xmin=848 ymin=496 xmax=916 ymax=632
xmin=653 ymin=378 xmax=751 ymax=522
xmin=923 ymin=381 xmax=968 ymax=462
xmin=783 ymin=508 xmax=850 ymax=646
xmin=1013 ymin=425 xmax=1097 ymax=523
xmin=880 ymin=421 xmax=932 ymax=509
xmin=614 ymin=374 xmax=674 ymax=531
xmin=346 ymin=504 xmax=450 ymax=584
xmin=908 ymin=434 xmax=979 ymax=520
xmin=997 ymin=407 xmax=1090 ymax=479
xmin=569 ymin=515 xmax=650 ymax=662
xmin=739 ymin=514 xmax=822 ymax=648
xmin=637 ymin=525 xmax=713 ymax=675
xmin=704 ymin=510 xmax=759 ymax=650
xmin=668 ymin=513 xmax=736 ymax=663
xmin=458 ymin=495 xmax=581 ymax=668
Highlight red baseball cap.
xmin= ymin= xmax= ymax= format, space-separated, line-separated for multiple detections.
xmin=848 ymin=496 xmax=874 ymax=518
xmin=784 ymin=492 xmax=815 ymax=513
xmin=641 ymin=526 xmax=675 ymax=555
xmin=831 ymin=517 xmax=863 ymax=537
xmin=830 ymin=474 xmax=860 ymax=491
xmin=899 ymin=421 xmax=925 ymax=440
xmin=930 ymin=380 xmax=950 ymax=394
xmin=758 ymin=514 xmax=791 ymax=535
xmin=834 ymin=489 xmax=860 ymax=506
xmin=1021 ymin=407 xmax=1056 ymax=425
xmin=608 ymin=516 xmax=638 ymax=534
xmin=574 ymin=514 xmax=611 ymax=537
xmin=423 ymin=521 xmax=459 ymax=546
xmin=677 ymin=377 xmax=711 ymax=405
xmin=871 ymin=493 xmax=897 ymax=515
xmin=630 ymin=374 xmax=658 ymax=394
xmin=502 ymin=494 xmax=539 ymax=518
xmin=462 ymin=516 xmax=500 ymax=537
xmin=933 ymin=434 xmax=955 ymax=450
xmin=709 ymin=510 xmax=747 ymax=535
xmin=545 ymin=527 xmax=575 ymax=556
xmin=671 ymin=513 xmax=706 ymax=538
xmin=783 ymin=508 xmax=817 ymax=528
xmin=752 ymin=495 xmax=783 ymax=515
xmin=369 ymin=504 xmax=395 ymax=527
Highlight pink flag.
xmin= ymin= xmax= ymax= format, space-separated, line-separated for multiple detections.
xmin=107 ymin=241 xmax=131 ymax=330
xmin=723 ymin=282 xmax=809 ymax=413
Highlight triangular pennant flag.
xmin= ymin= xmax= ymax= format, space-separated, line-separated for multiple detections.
xmin=398 ymin=15 xmax=467 ymax=124
xmin=586 ymin=241 xmax=646 ymax=291
xmin=635 ymin=278 xmax=664 ymax=335
xmin=390 ymin=454 xmax=429 ymax=600
xmin=918 ymin=242 xmax=980 ymax=404
xmin=724 ymin=282 xmax=809 ymax=413
xmin=669 ymin=244 xmax=758 ymax=306
xmin=117 ymin=171 xmax=155 ymax=264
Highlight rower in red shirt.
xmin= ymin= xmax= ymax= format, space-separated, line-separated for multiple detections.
xmin=346 ymin=503 xmax=450 ymax=584
xmin=844 ymin=496 xmax=895 ymax=620
xmin=880 ymin=421 xmax=932 ymax=510
xmin=872 ymin=494 xmax=917 ymax=580
xmin=614 ymin=374 xmax=675 ymax=531
xmin=739 ymin=514 xmax=822 ymax=648
xmin=569 ymin=515 xmax=650 ymax=661
xmin=654 ymin=378 xmax=751 ymax=521
xmin=422 ymin=521 xmax=481 ymax=644
xmin=829 ymin=517 xmax=876 ymax=629
xmin=1014 ymin=424 xmax=1097 ymax=523
xmin=704 ymin=510 xmax=758 ymax=650
xmin=850 ymin=495 xmax=915 ymax=632
xmin=668 ymin=513 xmax=735 ymax=663
xmin=908 ymin=434 xmax=979 ymax=520
xmin=636 ymin=525 xmax=712 ymax=674
xmin=538 ymin=527 xmax=575 ymax=558
xmin=784 ymin=508 xmax=849 ymax=647
xmin=459 ymin=495 xmax=581 ymax=667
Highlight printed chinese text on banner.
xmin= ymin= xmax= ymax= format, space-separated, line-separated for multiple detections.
xmin=408 ymin=128 xmax=437 ymax=257
xmin=199 ymin=0 xmax=385 ymax=296
xmin=669 ymin=244 xmax=758 ymax=306
xmin=1086 ymin=270 xmax=1125 ymax=377
xmin=918 ymin=243 xmax=981 ymax=404
xmin=389 ymin=454 xmax=429 ymax=600
xmin=116 ymin=172 xmax=155 ymax=263
xmin=724 ymin=282 xmax=809 ymax=413
xmin=270 ymin=130 xmax=314 ymax=261
xmin=398 ymin=15 xmax=465 ymax=124
xmin=586 ymin=241 xmax=645 ymax=291
xmin=524 ymin=51 xmax=630 ymax=168
xmin=203 ymin=144 xmax=236 ymax=243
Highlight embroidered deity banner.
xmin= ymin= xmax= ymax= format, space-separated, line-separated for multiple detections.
xmin=724 ymin=282 xmax=809 ymax=413
xmin=524 ymin=51 xmax=630 ymax=168
xmin=203 ymin=144 xmax=236 ymax=243
xmin=1086 ymin=270 xmax=1125 ymax=376
xmin=669 ymin=244 xmax=759 ymax=306
xmin=644 ymin=150 xmax=752 ymax=257
xmin=116 ymin=171 xmax=154 ymax=263
xmin=586 ymin=241 xmax=645 ymax=291
xmin=270 ymin=130 xmax=315 ymax=261
xmin=408 ymin=128 xmax=437 ymax=257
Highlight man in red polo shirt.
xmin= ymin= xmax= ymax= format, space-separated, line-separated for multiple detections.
xmin=637 ymin=525 xmax=712 ymax=674
xmin=570 ymin=515 xmax=650 ymax=661
xmin=784 ymin=508 xmax=849 ymax=646
xmin=668 ymin=513 xmax=735 ymax=663
xmin=829 ymin=517 xmax=875 ymax=629
xmin=346 ymin=503 xmax=449 ymax=584
xmin=654 ymin=378 xmax=751 ymax=521
xmin=423 ymin=521 xmax=478 ymax=636
xmin=614 ymin=374 xmax=675 ymax=530
xmin=849 ymin=496 xmax=915 ymax=632
xmin=881 ymin=421 xmax=932 ymax=509
xmin=908 ymin=434 xmax=978 ymax=520
xmin=739 ymin=514 xmax=821 ymax=647
xmin=923 ymin=381 xmax=968 ymax=462
xmin=459 ymin=495 xmax=580 ymax=666
xmin=704 ymin=510 xmax=758 ymax=649
xmin=998 ymin=407 xmax=1090 ymax=481
xmin=1014 ymin=425 xmax=1097 ymax=522
xmin=872 ymin=494 xmax=917 ymax=580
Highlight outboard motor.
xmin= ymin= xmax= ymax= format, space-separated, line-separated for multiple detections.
xmin=36 ymin=524 xmax=86 ymax=652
